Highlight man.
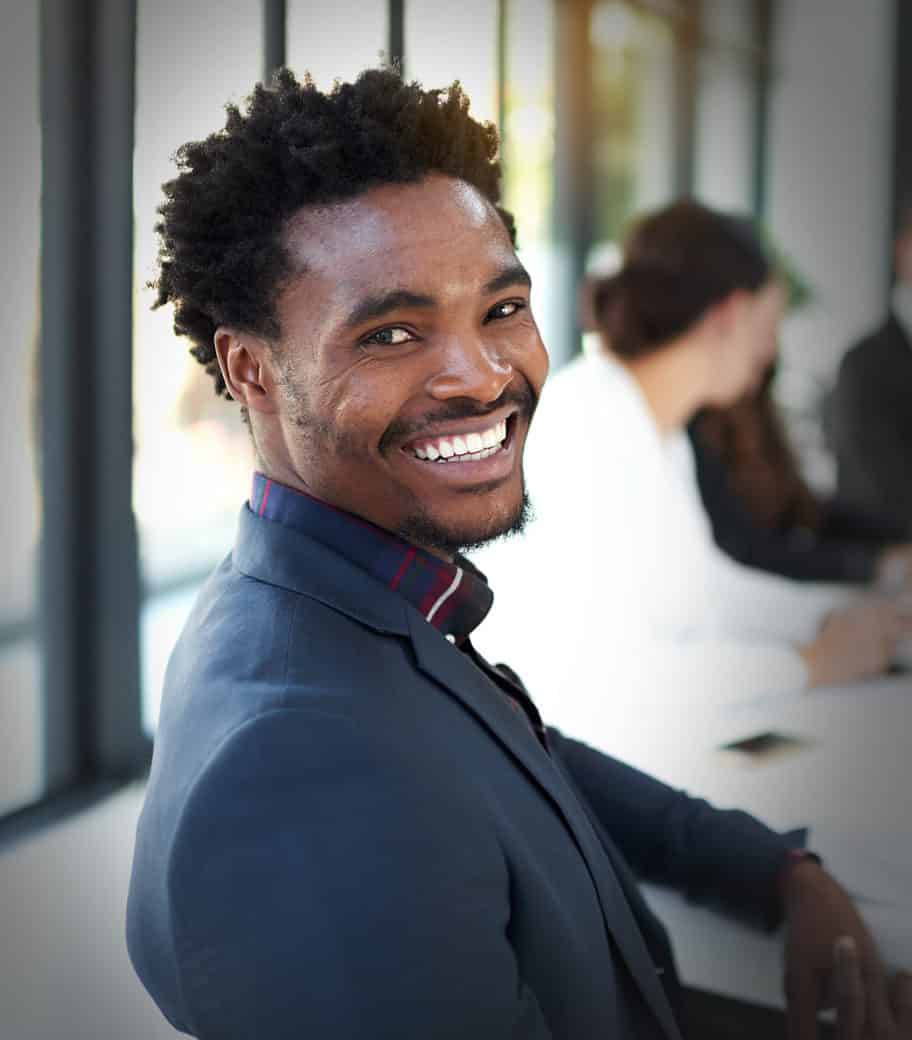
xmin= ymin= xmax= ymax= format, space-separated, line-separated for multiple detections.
xmin=828 ymin=204 xmax=912 ymax=540
xmin=127 ymin=69 xmax=910 ymax=1039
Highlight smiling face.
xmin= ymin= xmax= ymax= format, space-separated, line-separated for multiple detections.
xmin=216 ymin=175 xmax=549 ymax=559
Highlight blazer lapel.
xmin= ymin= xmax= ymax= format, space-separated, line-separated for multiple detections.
xmin=407 ymin=613 xmax=682 ymax=1040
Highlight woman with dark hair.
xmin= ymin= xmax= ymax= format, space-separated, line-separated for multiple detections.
xmin=690 ymin=364 xmax=912 ymax=586
xmin=473 ymin=200 xmax=907 ymax=737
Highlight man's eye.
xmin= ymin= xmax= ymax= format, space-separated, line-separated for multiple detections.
xmin=362 ymin=326 xmax=413 ymax=347
xmin=487 ymin=300 xmax=525 ymax=322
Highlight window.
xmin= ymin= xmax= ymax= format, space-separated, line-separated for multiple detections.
xmin=590 ymin=1 xmax=676 ymax=251
xmin=694 ymin=0 xmax=757 ymax=212
xmin=133 ymin=0 xmax=261 ymax=732
xmin=0 ymin=3 xmax=43 ymax=816
xmin=2 ymin=0 xmax=777 ymax=827
xmin=405 ymin=0 xmax=498 ymax=123
xmin=287 ymin=0 xmax=387 ymax=86
xmin=500 ymin=0 xmax=562 ymax=364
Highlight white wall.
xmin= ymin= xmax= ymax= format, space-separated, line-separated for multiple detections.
xmin=0 ymin=786 xmax=181 ymax=1040
xmin=767 ymin=0 xmax=895 ymax=386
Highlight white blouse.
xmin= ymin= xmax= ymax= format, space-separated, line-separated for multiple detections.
xmin=471 ymin=350 xmax=851 ymax=739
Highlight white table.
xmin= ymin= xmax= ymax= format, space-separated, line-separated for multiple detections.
xmin=598 ymin=675 xmax=912 ymax=1009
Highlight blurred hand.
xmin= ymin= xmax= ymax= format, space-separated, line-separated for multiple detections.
xmin=831 ymin=936 xmax=912 ymax=1039
xmin=800 ymin=600 xmax=908 ymax=689
xmin=782 ymin=861 xmax=912 ymax=1038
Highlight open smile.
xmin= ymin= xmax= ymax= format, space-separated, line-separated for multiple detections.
xmin=397 ymin=412 xmax=520 ymax=483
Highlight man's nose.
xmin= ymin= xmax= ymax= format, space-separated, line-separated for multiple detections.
xmin=426 ymin=335 xmax=514 ymax=403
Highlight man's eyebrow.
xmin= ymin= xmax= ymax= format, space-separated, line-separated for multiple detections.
xmin=342 ymin=263 xmax=532 ymax=330
xmin=482 ymin=263 xmax=532 ymax=296
xmin=344 ymin=290 xmax=437 ymax=329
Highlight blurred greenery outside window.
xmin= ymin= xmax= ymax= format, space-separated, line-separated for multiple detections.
xmin=590 ymin=1 xmax=675 ymax=253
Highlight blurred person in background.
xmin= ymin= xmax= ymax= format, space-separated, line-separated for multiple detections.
xmin=690 ymin=360 xmax=912 ymax=587
xmin=582 ymin=243 xmax=912 ymax=589
xmin=827 ymin=200 xmax=912 ymax=539
xmin=474 ymin=200 xmax=909 ymax=730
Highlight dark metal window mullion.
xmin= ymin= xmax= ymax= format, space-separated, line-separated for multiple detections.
xmin=891 ymin=0 xmax=911 ymax=296
xmin=671 ymin=0 xmax=699 ymax=199
xmin=263 ymin=0 xmax=287 ymax=81
xmin=552 ymin=0 xmax=595 ymax=365
xmin=389 ymin=0 xmax=405 ymax=74
xmin=39 ymin=0 xmax=148 ymax=797
xmin=751 ymin=0 xmax=774 ymax=219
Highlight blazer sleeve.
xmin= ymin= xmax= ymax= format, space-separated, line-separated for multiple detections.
xmin=547 ymin=728 xmax=800 ymax=930
xmin=166 ymin=707 xmax=554 ymax=1040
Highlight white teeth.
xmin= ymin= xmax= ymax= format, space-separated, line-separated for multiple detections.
xmin=411 ymin=417 xmax=510 ymax=461
xmin=436 ymin=444 xmax=502 ymax=463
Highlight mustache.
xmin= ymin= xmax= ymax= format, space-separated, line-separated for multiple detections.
xmin=380 ymin=379 xmax=538 ymax=453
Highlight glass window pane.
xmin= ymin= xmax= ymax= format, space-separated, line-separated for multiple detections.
xmin=694 ymin=0 xmax=756 ymax=212
xmin=590 ymin=1 xmax=676 ymax=251
xmin=288 ymin=0 xmax=387 ymax=87
xmin=501 ymin=0 xmax=563 ymax=366
xmin=406 ymin=0 xmax=499 ymax=124
xmin=0 ymin=3 xmax=43 ymax=814
xmin=134 ymin=0 xmax=261 ymax=731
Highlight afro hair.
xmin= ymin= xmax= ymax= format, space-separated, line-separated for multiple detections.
xmin=153 ymin=66 xmax=513 ymax=397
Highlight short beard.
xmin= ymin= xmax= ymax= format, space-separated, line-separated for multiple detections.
xmin=395 ymin=485 xmax=534 ymax=558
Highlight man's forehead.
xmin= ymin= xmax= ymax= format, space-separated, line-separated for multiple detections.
xmin=282 ymin=176 xmax=511 ymax=280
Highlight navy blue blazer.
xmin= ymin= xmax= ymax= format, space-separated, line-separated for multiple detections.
xmin=127 ymin=506 xmax=793 ymax=1039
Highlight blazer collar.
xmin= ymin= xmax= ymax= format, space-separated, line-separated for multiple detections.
xmin=234 ymin=505 xmax=681 ymax=1039
xmin=233 ymin=505 xmax=411 ymax=636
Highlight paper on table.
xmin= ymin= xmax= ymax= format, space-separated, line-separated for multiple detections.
xmin=810 ymin=828 xmax=912 ymax=909
xmin=810 ymin=827 xmax=912 ymax=972
xmin=858 ymin=901 xmax=912 ymax=973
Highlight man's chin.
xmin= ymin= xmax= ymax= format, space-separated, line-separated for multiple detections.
xmin=397 ymin=491 xmax=533 ymax=558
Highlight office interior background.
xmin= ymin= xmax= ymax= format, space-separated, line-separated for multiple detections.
xmin=0 ymin=0 xmax=907 ymax=1036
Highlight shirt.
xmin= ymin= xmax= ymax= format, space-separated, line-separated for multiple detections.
xmin=249 ymin=473 xmax=548 ymax=749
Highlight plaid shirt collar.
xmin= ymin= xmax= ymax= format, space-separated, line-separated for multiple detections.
xmin=250 ymin=472 xmax=493 ymax=642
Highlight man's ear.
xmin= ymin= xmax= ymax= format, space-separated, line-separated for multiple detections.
xmin=213 ymin=329 xmax=280 ymax=416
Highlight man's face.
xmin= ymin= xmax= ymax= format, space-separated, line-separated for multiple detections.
xmin=255 ymin=175 xmax=549 ymax=558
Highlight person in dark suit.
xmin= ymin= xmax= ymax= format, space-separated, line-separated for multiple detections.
xmin=690 ymin=364 xmax=912 ymax=587
xmin=828 ymin=208 xmax=912 ymax=541
xmin=126 ymin=68 xmax=910 ymax=1039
